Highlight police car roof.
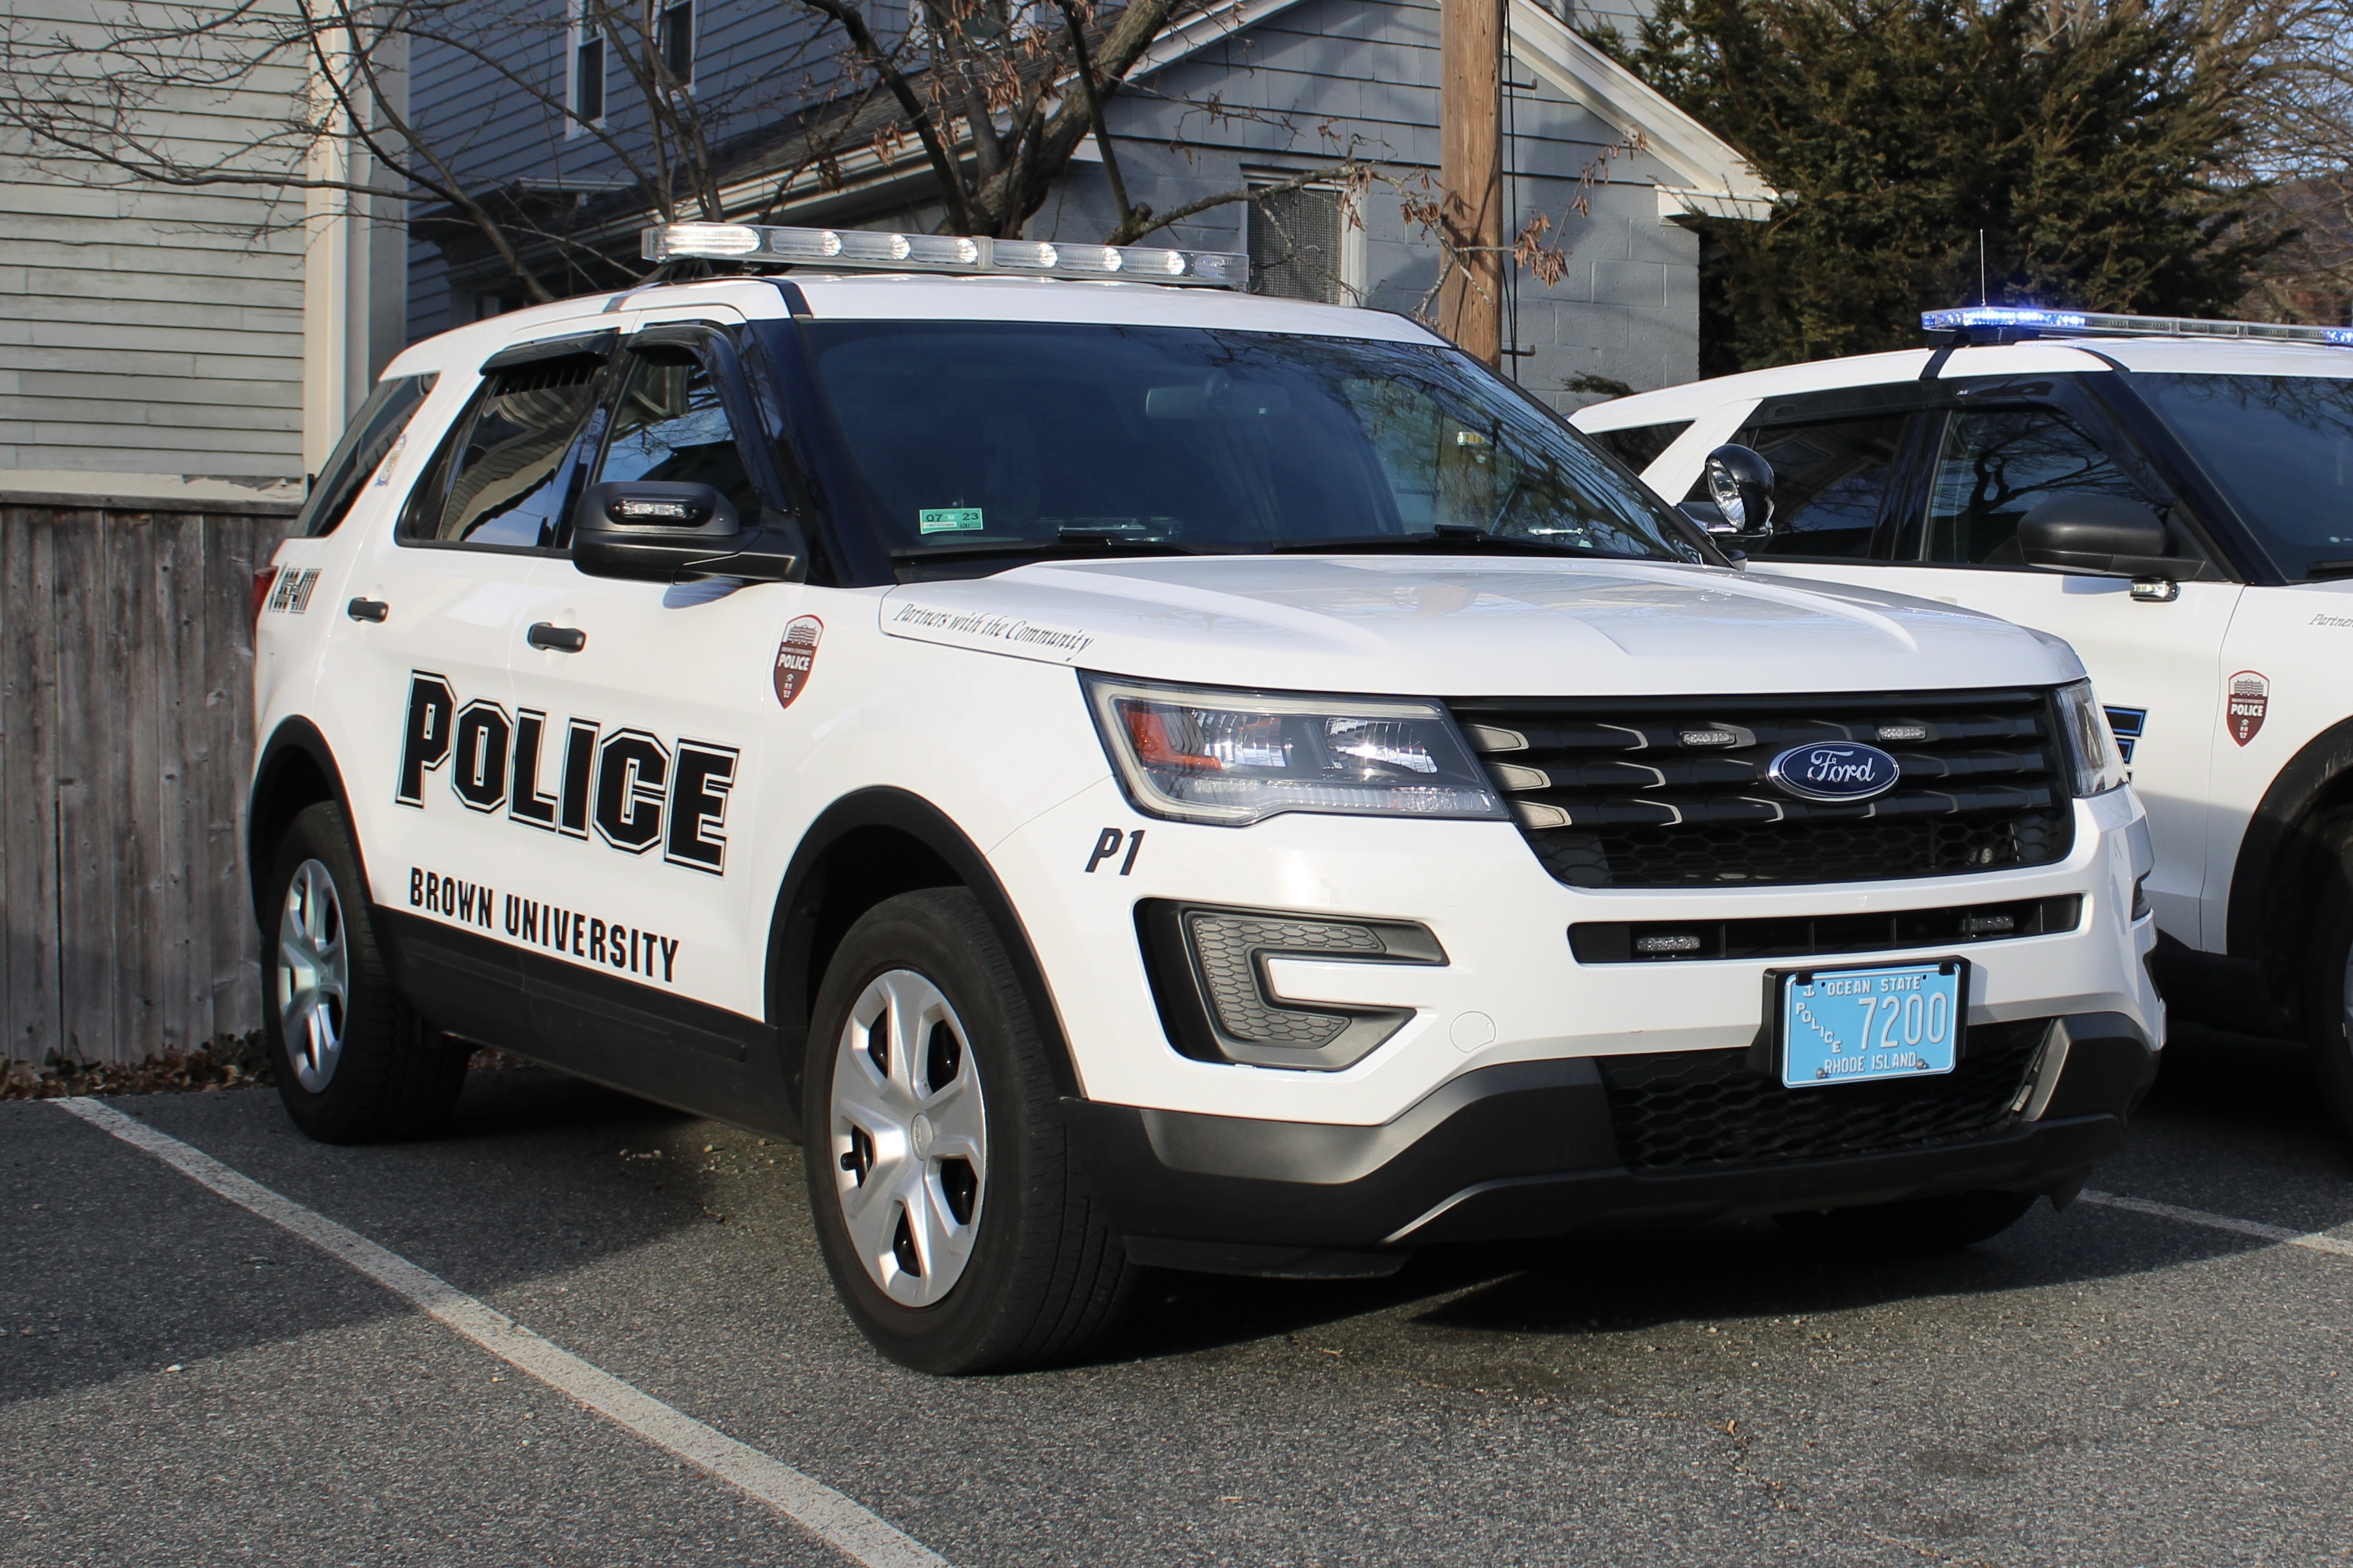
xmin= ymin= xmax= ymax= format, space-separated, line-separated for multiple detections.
xmin=1578 ymin=336 xmax=2353 ymax=430
xmin=383 ymin=274 xmax=1443 ymax=382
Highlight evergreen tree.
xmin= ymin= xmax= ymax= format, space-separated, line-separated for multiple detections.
xmin=1604 ymin=0 xmax=2282 ymax=371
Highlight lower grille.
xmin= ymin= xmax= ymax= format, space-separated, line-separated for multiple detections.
xmin=1568 ymin=894 xmax=2083 ymax=963
xmin=1596 ymin=1019 xmax=2050 ymax=1172
xmin=1449 ymin=689 xmax=2074 ymax=888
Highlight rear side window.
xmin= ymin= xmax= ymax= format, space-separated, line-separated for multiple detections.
xmin=1587 ymin=420 xmax=1690 ymax=475
xmin=401 ymin=356 xmax=604 ymax=549
xmin=296 ymin=374 xmax=435 ymax=537
xmin=1682 ymin=414 xmax=1906 ymax=559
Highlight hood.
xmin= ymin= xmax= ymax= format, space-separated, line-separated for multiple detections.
xmin=877 ymin=555 xmax=2083 ymax=696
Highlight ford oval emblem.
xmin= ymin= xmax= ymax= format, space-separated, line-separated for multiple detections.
xmin=1766 ymin=741 xmax=1902 ymax=803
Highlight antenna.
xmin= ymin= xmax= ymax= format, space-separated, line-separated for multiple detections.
xmin=1979 ymin=230 xmax=1988 ymax=307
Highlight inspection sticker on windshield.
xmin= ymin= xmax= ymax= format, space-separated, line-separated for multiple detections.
xmin=1779 ymin=959 xmax=1963 ymax=1089
xmin=920 ymin=507 xmax=984 ymax=534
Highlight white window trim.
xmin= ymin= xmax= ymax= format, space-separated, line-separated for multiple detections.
xmin=566 ymin=2 xmax=608 ymax=137
xmin=657 ymin=0 xmax=698 ymax=93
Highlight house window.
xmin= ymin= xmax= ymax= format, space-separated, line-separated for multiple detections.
xmin=570 ymin=4 xmax=606 ymax=128
xmin=1247 ymin=182 xmax=1357 ymax=305
xmin=658 ymin=0 xmax=695 ymax=85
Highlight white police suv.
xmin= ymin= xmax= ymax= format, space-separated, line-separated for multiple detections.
xmin=1575 ymin=306 xmax=2353 ymax=1136
xmin=250 ymin=236 xmax=2160 ymax=1372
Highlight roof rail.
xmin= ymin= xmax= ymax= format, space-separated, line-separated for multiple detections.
xmin=1921 ymin=305 xmax=2353 ymax=348
xmin=641 ymin=222 xmax=1246 ymax=289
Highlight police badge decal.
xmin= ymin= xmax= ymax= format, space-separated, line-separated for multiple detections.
xmin=774 ymin=616 xmax=822 ymax=708
xmin=2225 ymin=670 xmax=2268 ymax=747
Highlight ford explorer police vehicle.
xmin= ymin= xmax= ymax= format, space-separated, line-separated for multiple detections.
xmin=250 ymin=233 xmax=2160 ymax=1373
xmin=1574 ymin=306 xmax=2353 ymax=1136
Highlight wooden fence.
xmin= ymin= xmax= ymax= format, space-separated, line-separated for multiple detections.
xmin=3 ymin=498 xmax=296 ymax=1066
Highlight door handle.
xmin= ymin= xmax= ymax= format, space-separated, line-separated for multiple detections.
xmin=346 ymin=598 xmax=389 ymax=623
xmin=527 ymin=622 xmax=587 ymax=653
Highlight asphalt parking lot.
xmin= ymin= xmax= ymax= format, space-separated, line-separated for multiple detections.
xmin=6 ymin=1023 xmax=2351 ymax=1568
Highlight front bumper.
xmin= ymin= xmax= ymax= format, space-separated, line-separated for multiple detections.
xmin=999 ymin=777 xmax=2160 ymax=1125
xmin=1065 ymin=1011 xmax=2156 ymax=1277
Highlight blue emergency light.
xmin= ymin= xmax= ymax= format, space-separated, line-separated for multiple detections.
xmin=1922 ymin=304 xmax=2353 ymax=346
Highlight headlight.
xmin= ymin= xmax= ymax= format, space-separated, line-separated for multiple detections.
xmin=2054 ymin=680 xmax=2126 ymax=797
xmin=1083 ymin=676 xmax=1507 ymax=827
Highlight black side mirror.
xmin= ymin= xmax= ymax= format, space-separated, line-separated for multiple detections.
xmin=2017 ymin=493 xmax=2173 ymax=578
xmin=1700 ymin=444 xmax=1778 ymax=545
xmin=574 ymin=481 xmax=803 ymax=584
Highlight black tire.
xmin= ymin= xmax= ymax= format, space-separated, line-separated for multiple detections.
xmin=1774 ymin=1189 xmax=2038 ymax=1254
xmin=262 ymin=801 xmax=469 ymax=1144
xmin=2304 ymin=819 xmax=2353 ymax=1139
xmin=801 ymin=888 xmax=1133 ymax=1373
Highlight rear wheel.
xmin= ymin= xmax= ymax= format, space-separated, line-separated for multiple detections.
xmin=2302 ymin=818 xmax=2353 ymax=1139
xmin=803 ymin=888 xmax=1132 ymax=1373
xmin=262 ymin=802 xmax=469 ymax=1143
xmin=1774 ymin=1189 xmax=2038 ymax=1254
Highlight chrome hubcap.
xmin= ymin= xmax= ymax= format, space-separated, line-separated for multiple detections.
xmin=277 ymin=859 xmax=349 ymax=1093
xmin=829 ymin=969 xmax=986 ymax=1307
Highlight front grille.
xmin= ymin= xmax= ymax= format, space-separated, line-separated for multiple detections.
xmin=1449 ymin=689 xmax=2073 ymax=888
xmin=1596 ymin=1019 xmax=2050 ymax=1172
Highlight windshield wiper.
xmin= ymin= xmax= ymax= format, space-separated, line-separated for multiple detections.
xmin=2307 ymin=558 xmax=2353 ymax=580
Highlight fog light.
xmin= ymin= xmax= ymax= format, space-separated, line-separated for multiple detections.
xmin=1137 ymin=903 xmax=1447 ymax=1071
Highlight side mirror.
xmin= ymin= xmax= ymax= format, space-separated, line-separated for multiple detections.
xmin=1700 ymin=444 xmax=1778 ymax=545
xmin=574 ymin=481 xmax=803 ymax=584
xmin=2017 ymin=493 xmax=2173 ymax=578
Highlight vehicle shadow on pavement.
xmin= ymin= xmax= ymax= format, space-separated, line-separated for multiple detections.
xmin=1102 ymin=1023 xmax=2353 ymax=1364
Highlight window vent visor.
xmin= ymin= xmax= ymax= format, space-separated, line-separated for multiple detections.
xmin=1135 ymin=901 xmax=1445 ymax=1072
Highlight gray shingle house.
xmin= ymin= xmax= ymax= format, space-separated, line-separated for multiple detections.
xmin=407 ymin=0 xmax=1766 ymax=409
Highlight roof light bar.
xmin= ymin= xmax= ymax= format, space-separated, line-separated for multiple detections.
xmin=641 ymin=222 xmax=1244 ymax=288
xmin=1922 ymin=304 xmax=2353 ymax=347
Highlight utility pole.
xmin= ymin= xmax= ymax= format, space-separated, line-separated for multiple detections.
xmin=1440 ymin=0 xmax=1504 ymax=366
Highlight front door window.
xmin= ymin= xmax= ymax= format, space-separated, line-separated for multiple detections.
xmin=1921 ymin=408 xmax=2145 ymax=565
xmin=594 ymin=350 xmax=761 ymax=518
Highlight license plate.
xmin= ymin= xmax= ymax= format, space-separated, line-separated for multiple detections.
xmin=1779 ymin=959 xmax=1964 ymax=1090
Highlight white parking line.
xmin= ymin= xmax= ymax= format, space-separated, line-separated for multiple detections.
xmin=2078 ymin=1188 xmax=2353 ymax=1259
xmin=52 ymin=1097 xmax=950 ymax=1568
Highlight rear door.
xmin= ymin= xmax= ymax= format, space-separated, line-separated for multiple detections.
xmin=331 ymin=331 xmax=615 ymax=1048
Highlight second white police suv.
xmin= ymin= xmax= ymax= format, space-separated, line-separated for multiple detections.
xmin=251 ymin=228 xmax=2161 ymax=1373
xmin=1576 ymin=306 xmax=2353 ymax=1137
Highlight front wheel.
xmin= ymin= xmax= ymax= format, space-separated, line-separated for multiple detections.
xmin=2303 ymin=818 xmax=2353 ymax=1140
xmin=1774 ymin=1189 xmax=2038 ymax=1254
xmin=262 ymin=801 xmax=469 ymax=1143
xmin=802 ymin=888 xmax=1132 ymax=1373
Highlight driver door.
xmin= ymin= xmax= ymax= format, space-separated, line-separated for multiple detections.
xmin=503 ymin=319 xmax=819 ymax=1104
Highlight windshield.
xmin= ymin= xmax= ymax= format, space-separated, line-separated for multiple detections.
xmin=789 ymin=321 xmax=1702 ymax=567
xmin=2134 ymin=372 xmax=2353 ymax=576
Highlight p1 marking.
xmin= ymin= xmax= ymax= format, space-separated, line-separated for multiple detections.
xmin=1084 ymin=827 xmax=1145 ymax=875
